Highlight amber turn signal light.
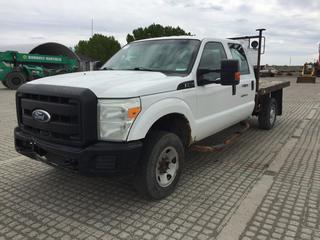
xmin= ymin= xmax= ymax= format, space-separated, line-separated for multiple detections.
xmin=235 ymin=72 xmax=240 ymax=81
xmin=128 ymin=107 xmax=141 ymax=119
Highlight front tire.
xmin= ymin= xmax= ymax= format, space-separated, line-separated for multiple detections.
xmin=5 ymin=71 xmax=26 ymax=90
xmin=258 ymin=97 xmax=277 ymax=130
xmin=134 ymin=131 xmax=184 ymax=200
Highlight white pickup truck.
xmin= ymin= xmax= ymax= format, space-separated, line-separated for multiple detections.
xmin=15 ymin=29 xmax=289 ymax=199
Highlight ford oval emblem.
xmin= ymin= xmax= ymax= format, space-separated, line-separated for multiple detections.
xmin=32 ymin=109 xmax=51 ymax=123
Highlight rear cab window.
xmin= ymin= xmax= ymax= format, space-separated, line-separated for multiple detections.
xmin=228 ymin=43 xmax=250 ymax=75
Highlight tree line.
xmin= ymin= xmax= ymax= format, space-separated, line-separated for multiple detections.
xmin=75 ymin=23 xmax=191 ymax=64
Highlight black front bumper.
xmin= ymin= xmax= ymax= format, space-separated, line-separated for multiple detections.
xmin=14 ymin=127 xmax=143 ymax=175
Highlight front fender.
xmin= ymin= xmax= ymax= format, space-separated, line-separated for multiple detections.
xmin=127 ymin=97 xmax=196 ymax=141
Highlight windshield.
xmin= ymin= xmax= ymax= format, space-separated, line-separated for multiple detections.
xmin=102 ymin=39 xmax=200 ymax=74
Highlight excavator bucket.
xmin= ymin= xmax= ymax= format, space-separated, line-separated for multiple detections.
xmin=296 ymin=76 xmax=316 ymax=83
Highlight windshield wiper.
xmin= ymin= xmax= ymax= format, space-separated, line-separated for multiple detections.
xmin=101 ymin=67 xmax=114 ymax=70
xmin=102 ymin=67 xmax=164 ymax=73
xmin=131 ymin=67 xmax=157 ymax=72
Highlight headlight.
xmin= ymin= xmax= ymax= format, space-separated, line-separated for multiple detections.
xmin=97 ymin=98 xmax=141 ymax=141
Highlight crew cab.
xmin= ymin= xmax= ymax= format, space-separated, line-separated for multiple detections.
xmin=14 ymin=29 xmax=290 ymax=199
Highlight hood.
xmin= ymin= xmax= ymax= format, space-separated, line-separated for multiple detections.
xmin=29 ymin=70 xmax=186 ymax=98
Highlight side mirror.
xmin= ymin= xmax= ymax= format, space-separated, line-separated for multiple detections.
xmin=220 ymin=60 xmax=240 ymax=86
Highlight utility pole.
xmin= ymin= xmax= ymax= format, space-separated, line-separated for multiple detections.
xmin=91 ymin=18 xmax=94 ymax=37
xmin=318 ymin=43 xmax=320 ymax=63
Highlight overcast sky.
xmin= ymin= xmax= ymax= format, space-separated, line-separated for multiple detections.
xmin=0 ymin=0 xmax=319 ymax=65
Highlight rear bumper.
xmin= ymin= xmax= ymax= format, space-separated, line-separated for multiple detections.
xmin=14 ymin=127 xmax=143 ymax=175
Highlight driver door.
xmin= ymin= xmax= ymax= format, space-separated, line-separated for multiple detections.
xmin=195 ymin=41 xmax=240 ymax=140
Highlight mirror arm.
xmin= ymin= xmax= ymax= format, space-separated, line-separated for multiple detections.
xmin=198 ymin=79 xmax=221 ymax=86
xmin=213 ymin=78 xmax=221 ymax=84
xmin=197 ymin=69 xmax=222 ymax=86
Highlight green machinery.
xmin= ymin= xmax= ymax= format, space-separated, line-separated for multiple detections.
xmin=0 ymin=51 xmax=78 ymax=90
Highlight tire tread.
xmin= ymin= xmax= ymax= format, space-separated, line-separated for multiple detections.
xmin=134 ymin=130 xmax=184 ymax=200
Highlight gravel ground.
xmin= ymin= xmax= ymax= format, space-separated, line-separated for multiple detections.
xmin=0 ymin=76 xmax=319 ymax=240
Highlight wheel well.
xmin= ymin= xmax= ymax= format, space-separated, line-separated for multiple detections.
xmin=147 ymin=113 xmax=192 ymax=147
xmin=271 ymin=90 xmax=283 ymax=115
xmin=254 ymin=90 xmax=283 ymax=116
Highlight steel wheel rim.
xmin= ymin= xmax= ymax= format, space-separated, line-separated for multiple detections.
xmin=156 ymin=146 xmax=179 ymax=187
xmin=270 ymin=103 xmax=276 ymax=125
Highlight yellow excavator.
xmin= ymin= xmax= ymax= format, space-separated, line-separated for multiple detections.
xmin=297 ymin=44 xmax=320 ymax=83
xmin=297 ymin=62 xmax=317 ymax=83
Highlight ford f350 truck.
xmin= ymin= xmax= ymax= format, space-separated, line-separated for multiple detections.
xmin=15 ymin=29 xmax=290 ymax=199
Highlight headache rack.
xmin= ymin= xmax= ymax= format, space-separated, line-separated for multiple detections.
xmin=229 ymin=28 xmax=266 ymax=93
xmin=230 ymin=29 xmax=290 ymax=115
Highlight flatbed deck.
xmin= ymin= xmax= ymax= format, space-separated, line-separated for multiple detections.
xmin=258 ymin=78 xmax=290 ymax=95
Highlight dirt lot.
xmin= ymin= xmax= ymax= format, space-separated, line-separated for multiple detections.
xmin=0 ymin=76 xmax=319 ymax=240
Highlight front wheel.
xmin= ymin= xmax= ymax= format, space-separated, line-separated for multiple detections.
xmin=5 ymin=71 xmax=26 ymax=90
xmin=258 ymin=97 xmax=277 ymax=130
xmin=134 ymin=131 xmax=184 ymax=200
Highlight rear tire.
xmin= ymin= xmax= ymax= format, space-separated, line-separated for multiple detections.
xmin=5 ymin=71 xmax=26 ymax=90
xmin=134 ymin=131 xmax=184 ymax=200
xmin=258 ymin=97 xmax=277 ymax=130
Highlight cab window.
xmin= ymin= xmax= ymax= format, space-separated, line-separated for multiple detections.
xmin=198 ymin=42 xmax=227 ymax=82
